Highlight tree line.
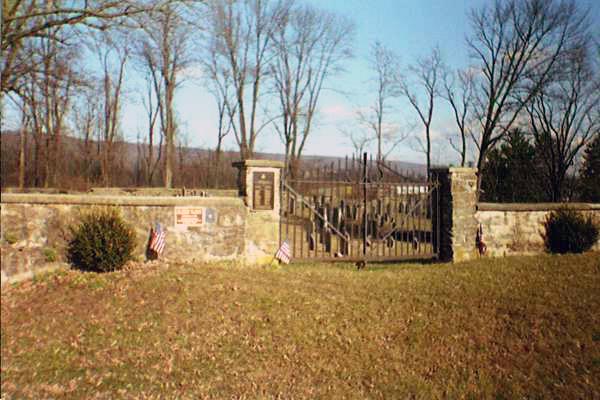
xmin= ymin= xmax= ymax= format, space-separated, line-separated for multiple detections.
xmin=352 ymin=0 xmax=598 ymax=202
xmin=1 ymin=0 xmax=598 ymax=201
xmin=481 ymin=129 xmax=599 ymax=202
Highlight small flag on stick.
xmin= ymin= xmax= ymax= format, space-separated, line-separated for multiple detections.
xmin=274 ymin=240 xmax=291 ymax=264
xmin=476 ymin=223 xmax=487 ymax=255
xmin=149 ymin=223 xmax=166 ymax=255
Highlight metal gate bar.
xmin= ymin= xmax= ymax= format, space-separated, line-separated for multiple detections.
xmin=280 ymin=153 xmax=439 ymax=263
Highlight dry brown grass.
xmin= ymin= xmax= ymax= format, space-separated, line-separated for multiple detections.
xmin=2 ymin=253 xmax=599 ymax=399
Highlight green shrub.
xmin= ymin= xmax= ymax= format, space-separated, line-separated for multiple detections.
xmin=544 ymin=208 xmax=598 ymax=254
xmin=43 ymin=247 xmax=57 ymax=262
xmin=67 ymin=209 xmax=136 ymax=272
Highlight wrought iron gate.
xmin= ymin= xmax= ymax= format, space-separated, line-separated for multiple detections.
xmin=280 ymin=153 xmax=440 ymax=262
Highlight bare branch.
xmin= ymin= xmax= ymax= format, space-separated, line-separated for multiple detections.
xmin=398 ymin=46 xmax=443 ymax=174
xmin=269 ymin=2 xmax=354 ymax=175
xmin=467 ymin=0 xmax=591 ymax=191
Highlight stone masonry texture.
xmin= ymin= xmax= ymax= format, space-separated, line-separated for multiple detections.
xmin=476 ymin=204 xmax=600 ymax=257
xmin=1 ymin=160 xmax=285 ymax=285
xmin=431 ymin=167 xmax=478 ymax=262
xmin=1 ymin=194 xmax=279 ymax=285
xmin=2 ymin=161 xmax=597 ymax=284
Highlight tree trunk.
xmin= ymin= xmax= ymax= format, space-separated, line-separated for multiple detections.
xmin=426 ymin=126 xmax=431 ymax=176
xmin=33 ymin=135 xmax=41 ymax=187
xmin=460 ymin=136 xmax=466 ymax=167
xmin=18 ymin=117 xmax=27 ymax=189
xmin=44 ymin=136 xmax=50 ymax=188
xmin=164 ymin=82 xmax=175 ymax=188
xmin=214 ymin=141 xmax=223 ymax=189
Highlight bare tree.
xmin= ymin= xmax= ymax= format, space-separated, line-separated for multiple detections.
xmin=138 ymin=69 xmax=164 ymax=186
xmin=211 ymin=91 xmax=235 ymax=187
xmin=358 ymin=41 xmax=406 ymax=164
xmin=201 ymin=34 xmax=237 ymax=187
xmin=212 ymin=88 xmax=234 ymax=167
xmin=398 ymin=47 xmax=443 ymax=175
xmin=2 ymin=1 xmax=180 ymax=189
xmin=205 ymin=0 xmax=292 ymax=160
xmin=72 ymin=87 xmax=102 ymax=187
xmin=17 ymin=110 xmax=30 ymax=189
xmin=19 ymin=26 xmax=79 ymax=188
xmin=136 ymin=3 xmax=191 ymax=188
xmin=90 ymin=33 xmax=130 ymax=187
xmin=176 ymin=128 xmax=189 ymax=187
xmin=525 ymin=44 xmax=599 ymax=201
xmin=340 ymin=126 xmax=373 ymax=161
xmin=271 ymin=3 xmax=354 ymax=176
xmin=20 ymin=72 xmax=44 ymax=187
xmin=442 ymin=68 xmax=475 ymax=167
xmin=467 ymin=0 xmax=590 ymax=188
xmin=44 ymin=48 xmax=77 ymax=188
xmin=1 ymin=0 xmax=162 ymax=98
xmin=4 ymin=92 xmax=32 ymax=189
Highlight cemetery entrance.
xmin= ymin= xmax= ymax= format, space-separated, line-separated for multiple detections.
xmin=280 ymin=154 xmax=441 ymax=263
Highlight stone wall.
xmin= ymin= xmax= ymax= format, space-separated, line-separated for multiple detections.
xmin=476 ymin=203 xmax=600 ymax=257
xmin=4 ymin=160 xmax=596 ymax=284
xmin=1 ymin=193 xmax=278 ymax=285
xmin=431 ymin=167 xmax=599 ymax=262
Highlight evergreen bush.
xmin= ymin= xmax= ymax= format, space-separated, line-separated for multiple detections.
xmin=67 ymin=209 xmax=136 ymax=272
xmin=544 ymin=208 xmax=598 ymax=254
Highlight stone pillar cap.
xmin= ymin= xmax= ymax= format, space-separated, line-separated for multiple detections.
xmin=232 ymin=159 xmax=285 ymax=169
xmin=448 ymin=167 xmax=477 ymax=173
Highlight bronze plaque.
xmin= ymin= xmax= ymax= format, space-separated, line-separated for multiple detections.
xmin=253 ymin=171 xmax=274 ymax=210
xmin=174 ymin=207 xmax=203 ymax=227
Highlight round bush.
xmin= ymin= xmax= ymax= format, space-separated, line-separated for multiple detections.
xmin=544 ymin=208 xmax=598 ymax=254
xmin=67 ymin=209 xmax=136 ymax=272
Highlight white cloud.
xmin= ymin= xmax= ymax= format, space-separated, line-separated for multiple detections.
xmin=180 ymin=65 xmax=205 ymax=81
xmin=321 ymin=104 xmax=355 ymax=120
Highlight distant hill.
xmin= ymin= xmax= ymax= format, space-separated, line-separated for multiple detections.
xmin=1 ymin=131 xmax=427 ymax=176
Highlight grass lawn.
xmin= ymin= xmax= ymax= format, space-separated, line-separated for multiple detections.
xmin=1 ymin=253 xmax=599 ymax=399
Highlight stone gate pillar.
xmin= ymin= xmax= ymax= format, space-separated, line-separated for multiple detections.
xmin=232 ymin=160 xmax=285 ymax=211
xmin=233 ymin=160 xmax=284 ymax=264
xmin=431 ymin=167 xmax=478 ymax=263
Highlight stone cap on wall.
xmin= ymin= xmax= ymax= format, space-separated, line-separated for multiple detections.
xmin=2 ymin=187 xmax=239 ymax=197
xmin=430 ymin=166 xmax=478 ymax=173
xmin=232 ymin=159 xmax=285 ymax=169
xmin=477 ymin=202 xmax=600 ymax=212
xmin=0 ymin=193 xmax=245 ymax=207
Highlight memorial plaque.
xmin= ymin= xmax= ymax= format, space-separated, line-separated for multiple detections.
xmin=252 ymin=171 xmax=274 ymax=210
xmin=174 ymin=207 xmax=204 ymax=227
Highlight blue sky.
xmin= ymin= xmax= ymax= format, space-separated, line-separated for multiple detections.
xmin=6 ymin=1 xmax=596 ymax=166
xmin=295 ymin=0 xmax=490 ymax=164
xmin=151 ymin=0 xmax=596 ymax=165
xmin=147 ymin=0 xmax=492 ymax=164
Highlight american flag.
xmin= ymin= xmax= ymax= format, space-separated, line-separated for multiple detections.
xmin=149 ymin=223 xmax=166 ymax=255
xmin=275 ymin=240 xmax=291 ymax=264
xmin=476 ymin=223 xmax=484 ymax=243
xmin=476 ymin=223 xmax=487 ymax=255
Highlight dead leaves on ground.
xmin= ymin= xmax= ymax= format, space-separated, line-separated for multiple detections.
xmin=2 ymin=253 xmax=600 ymax=398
